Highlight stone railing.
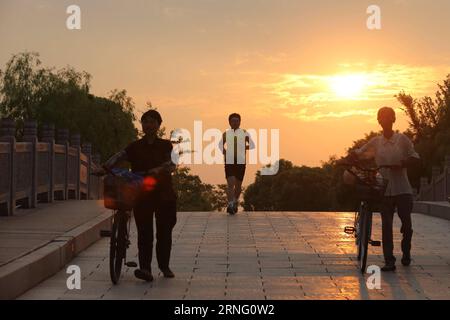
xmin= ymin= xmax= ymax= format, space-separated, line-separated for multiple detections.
xmin=0 ymin=119 xmax=103 ymax=216
xmin=417 ymin=155 xmax=450 ymax=202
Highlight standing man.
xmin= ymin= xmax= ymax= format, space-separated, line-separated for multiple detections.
xmin=219 ymin=113 xmax=255 ymax=215
xmin=352 ymin=106 xmax=421 ymax=271
xmin=102 ymin=110 xmax=177 ymax=281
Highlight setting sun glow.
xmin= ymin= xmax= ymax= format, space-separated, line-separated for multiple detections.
xmin=330 ymin=74 xmax=368 ymax=99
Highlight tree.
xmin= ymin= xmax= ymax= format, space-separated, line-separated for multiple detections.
xmin=243 ymin=159 xmax=334 ymax=211
xmin=396 ymin=74 xmax=450 ymax=177
xmin=0 ymin=52 xmax=138 ymax=161
xmin=172 ymin=167 xmax=213 ymax=211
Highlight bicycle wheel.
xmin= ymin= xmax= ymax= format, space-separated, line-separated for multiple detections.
xmin=359 ymin=208 xmax=372 ymax=273
xmin=109 ymin=210 xmax=128 ymax=284
xmin=355 ymin=205 xmax=362 ymax=261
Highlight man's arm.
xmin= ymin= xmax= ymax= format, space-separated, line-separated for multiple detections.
xmin=245 ymin=132 xmax=255 ymax=150
xmin=103 ymin=150 xmax=128 ymax=170
xmin=400 ymin=135 xmax=421 ymax=169
xmin=350 ymin=137 xmax=377 ymax=160
xmin=152 ymin=141 xmax=176 ymax=175
xmin=219 ymin=132 xmax=226 ymax=154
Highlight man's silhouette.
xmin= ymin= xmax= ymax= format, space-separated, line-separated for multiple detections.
xmin=219 ymin=113 xmax=255 ymax=214
xmin=352 ymin=106 xmax=421 ymax=271
xmin=103 ymin=110 xmax=177 ymax=281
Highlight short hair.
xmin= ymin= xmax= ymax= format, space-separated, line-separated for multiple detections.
xmin=228 ymin=113 xmax=241 ymax=122
xmin=141 ymin=109 xmax=162 ymax=125
xmin=377 ymin=106 xmax=395 ymax=119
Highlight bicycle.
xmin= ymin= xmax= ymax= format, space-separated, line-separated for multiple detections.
xmin=95 ymin=167 xmax=146 ymax=284
xmin=95 ymin=163 xmax=172 ymax=284
xmin=339 ymin=159 xmax=393 ymax=273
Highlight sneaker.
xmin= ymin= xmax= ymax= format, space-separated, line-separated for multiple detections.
xmin=134 ymin=269 xmax=153 ymax=282
xmin=232 ymin=201 xmax=238 ymax=214
xmin=227 ymin=201 xmax=236 ymax=215
xmin=160 ymin=268 xmax=175 ymax=278
xmin=381 ymin=263 xmax=396 ymax=272
xmin=401 ymin=254 xmax=411 ymax=266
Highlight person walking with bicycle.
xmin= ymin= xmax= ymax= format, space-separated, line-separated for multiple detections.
xmin=350 ymin=106 xmax=420 ymax=272
xmin=102 ymin=110 xmax=177 ymax=282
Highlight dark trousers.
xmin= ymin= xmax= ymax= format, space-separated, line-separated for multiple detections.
xmin=133 ymin=194 xmax=177 ymax=271
xmin=380 ymin=194 xmax=413 ymax=264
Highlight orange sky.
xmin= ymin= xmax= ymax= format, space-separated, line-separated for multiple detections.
xmin=1 ymin=0 xmax=449 ymax=185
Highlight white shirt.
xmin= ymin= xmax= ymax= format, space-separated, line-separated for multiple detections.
xmin=356 ymin=132 xmax=420 ymax=196
xmin=219 ymin=128 xmax=254 ymax=165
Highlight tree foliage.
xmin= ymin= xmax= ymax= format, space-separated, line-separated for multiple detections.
xmin=0 ymin=52 xmax=138 ymax=161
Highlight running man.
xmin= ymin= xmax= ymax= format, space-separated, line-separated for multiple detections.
xmin=219 ymin=113 xmax=255 ymax=215
xmin=351 ymin=106 xmax=421 ymax=271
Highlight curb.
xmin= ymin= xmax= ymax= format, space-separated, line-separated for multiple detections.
xmin=0 ymin=211 xmax=112 ymax=300
xmin=413 ymin=201 xmax=450 ymax=221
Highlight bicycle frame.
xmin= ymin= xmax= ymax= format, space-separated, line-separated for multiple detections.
xmin=340 ymin=159 xmax=385 ymax=273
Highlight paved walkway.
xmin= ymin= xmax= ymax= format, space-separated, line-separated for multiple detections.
xmin=19 ymin=211 xmax=450 ymax=300
xmin=0 ymin=200 xmax=108 ymax=266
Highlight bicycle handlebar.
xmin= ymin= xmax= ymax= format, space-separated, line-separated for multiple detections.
xmin=91 ymin=161 xmax=174 ymax=177
xmin=337 ymin=159 xmax=402 ymax=172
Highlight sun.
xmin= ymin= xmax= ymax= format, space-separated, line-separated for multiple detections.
xmin=330 ymin=74 xmax=368 ymax=99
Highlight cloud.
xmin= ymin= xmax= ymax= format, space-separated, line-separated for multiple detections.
xmin=259 ymin=63 xmax=448 ymax=121
xmin=283 ymin=108 xmax=377 ymax=121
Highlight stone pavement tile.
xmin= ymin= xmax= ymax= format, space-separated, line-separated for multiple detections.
xmin=296 ymin=276 xmax=336 ymax=291
xmin=84 ymin=268 xmax=119 ymax=282
xmin=226 ymin=281 xmax=263 ymax=291
xmin=290 ymin=260 xmax=324 ymax=268
xmin=263 ymin=284 xmax=303 ymax=293
xmin=224 ymin=289 xmax=266 ymax=300
xmin=321 ymin=259 xmax=355 ymax=266
xmin=59 ymin=283 xmax=110 ymax=299
xmin=226 ymin=274 xmax=261 ymax=282
xmin=19 ymin=289 xmax=67 ymax=300
xmin=263 ymin=284 xmax=300 ymax=292
xmin=227 ymin=261 xmax=261 ymax=267
xmin=186 ymin=286 xmax=225 ymax=298
xmin=228 ymin=254 xmax=259 ymax=260
xmin=421 ymin=290 xmax=450 ymax=300
xmin=144 ymin=291 xmax=186 ymax=300
xmin=260 ymin=268 xmax=296 ymax=277
xmin=265 ymin=294 xmax=306 ymax=300
xmin=184 ymin=293 xmax=226 ymax=300
xmin=101 ymin=283 xmax=149 ymax=300
xmin=224 ymin=270 xmax=259 ymax=276
xmin=150 ymin=277 xmax=190 ymax=289
xmin=191 ymin=270 xmax=228 ymax=278
xmin=302 ymin=284 xmax=342 ymax=296
xmin=292 ymin=266 xmax=329 ymax=275
xmin=28 ymin=278 xmax=69 ymax=291
xmin=324 ymin=265 xmax=360 ymax=275
xmin=261 ymin=275 xmax=297 ymax=284
xmin=17 ymin=211 xmax=450 ymax=300
xmin=303 ymin=294 xmax=349 ymax=300
xmin=19 ymin=278 xmax=70 ymax=300
xmin=188 ymin=279 xmax=225 ymax=289
xmin=259 ymin=261 xmax=292 ymax=269
xmin=227 ymin=256 xmax=259 ymax=262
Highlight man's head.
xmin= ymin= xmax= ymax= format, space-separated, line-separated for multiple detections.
xmin=141 ymin=110 xmax=162 ymax=136
xmin=228 ymin=113 xmax=241 ymax=129
xmin=377 ymin=106 xmax=396 ymax=131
